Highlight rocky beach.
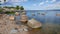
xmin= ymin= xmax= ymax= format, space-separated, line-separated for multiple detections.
xmin=0 ymin=11 xmax=42 ymax=34
xmin=0 ymin=10 xmax=60 ymax=34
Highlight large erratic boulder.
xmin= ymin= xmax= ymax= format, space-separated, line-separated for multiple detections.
xmin=27 ymin=18 xmax=42 ymax=28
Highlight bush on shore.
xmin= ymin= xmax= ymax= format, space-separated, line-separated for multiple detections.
xmin=5 ymin=11 xmax=15 ymax=14
xmin=0 ymin=9 xmax=3 ymax=12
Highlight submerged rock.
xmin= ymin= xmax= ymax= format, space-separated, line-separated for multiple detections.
xmin=41 ymin=13 xmax=46 ymax=15
xmin=56 ymin=13 xmax=60 ymax=16
xmin=27 ymin=18 xmax=42 ymax=28
xmin=32 ymin=13 xmax=35 ymax=16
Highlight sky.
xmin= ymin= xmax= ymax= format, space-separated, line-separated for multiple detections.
xmin=0 ymin=0 xmax=60 ymax=10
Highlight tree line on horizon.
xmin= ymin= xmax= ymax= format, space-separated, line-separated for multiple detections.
xmin=3 ymin=5 xmax=24 ymax=10
xmin=0 ymin=5 xmax=24 ymax=10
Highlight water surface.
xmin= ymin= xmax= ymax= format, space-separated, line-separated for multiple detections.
xmin=15 ymin=10 xmax=60 ymax=34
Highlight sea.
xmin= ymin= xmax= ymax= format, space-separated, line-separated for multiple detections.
xmin=15 ymin=10 xmax=60 ymax=34
xmin=25 ymin=10 xmax=60 ymax=24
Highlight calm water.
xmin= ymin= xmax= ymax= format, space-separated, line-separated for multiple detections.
xmin=26 ymin=10 xmax=60 ymax=24
xmin=15 ymin=10 xmax=60 ymax=34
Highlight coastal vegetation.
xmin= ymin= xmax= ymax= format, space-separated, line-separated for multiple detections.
xmin=0 ymin=9 xmax=3 ymax=12
xmin=16 ymin=5 xmax=20 ymax=10
xmin=0 ymin=5 xmax=24 ymax=14
xmin=5 ymin=11 xmax=15 ymax=14
xmin=4 ymin=0 xmax=6 ymax=2
xmin=20 ymin=6 xmax=24 ymax=10
xmin=16 ymin=5 xmax=24 ymax=10
xmin=3 ymin=5 xmax=24 ymax=10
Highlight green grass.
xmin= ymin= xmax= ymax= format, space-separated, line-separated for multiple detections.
xmin=5 ymin=11 xmax=15 ymax=14
xmin=0 ymin=9 xmax=3 ymax=12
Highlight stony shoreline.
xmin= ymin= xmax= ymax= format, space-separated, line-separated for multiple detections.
xmin=0 ymin=12 xmax=42 ymax=34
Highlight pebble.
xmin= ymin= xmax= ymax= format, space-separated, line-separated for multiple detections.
xmin=24 ymin=28 xmax=28 ymax=31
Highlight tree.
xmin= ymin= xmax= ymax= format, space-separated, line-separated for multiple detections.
xmin=16 ymin=5 xmax=20 ymax=10
xmin=0 ymin=1 xmax=2 ymax=5
xmin=20 ymin=6 xmax=24 ymax=10
xmin=0 ymin=6 xmax=1 ymax=8
xmin=4 ymin=0 xmax=6 ymax=2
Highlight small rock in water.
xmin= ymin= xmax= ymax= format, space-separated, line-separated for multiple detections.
xmin=32 ymin=13 xmax=35 ymax=16
xmin=56 ymin=13 xmax=60 ymax=16
xmin=10 ymin=29 xmax=18 ymax=34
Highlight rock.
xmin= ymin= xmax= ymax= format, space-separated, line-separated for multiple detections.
xmin=19 ymin=29 xmax=24 ymax=32
xmin=10 ymin=29 xmax=18 ymax=34
xmin=9 ymin=15 xmax=15 ymax=21
xmin=21 ymin=12 xmax=26 ymax=15
xmin=18 ymin=25 xmax=28 ymax=32
xmin=15 ymin=12 xmax=20 ymax=16
xmin=41 ymin=12 xmax=46 ymax=15
xmin=24 ymin=28 xmax=28 ymax=31
xmin=32 ymin=13 xmax=35 ymax=16
xmin=56 ymin=13 xmax=60 ymax=16
xmin=27 ymin=18 xmax=42 ymax=28
xmin=0 ymin=14 xmax=3 ymax=19
xmin=20 ymin=15 xmax=28 ymax=23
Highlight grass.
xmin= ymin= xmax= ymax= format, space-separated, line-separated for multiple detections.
xmin=5 ymin=11 xmax=15 ymax=14
xmin=0 ymin=9 xmax=3 ymax=12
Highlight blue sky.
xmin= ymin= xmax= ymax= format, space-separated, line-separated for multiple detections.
xmin=0 ymin=0 xmax=60 ymax=10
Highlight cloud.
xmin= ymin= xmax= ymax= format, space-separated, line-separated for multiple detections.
xmin=5 ymin=0 xmax=9 ymax=2
xmin=46 ymin=0 xmax=49 ymax=3
xmin=39 ymin=2 xmax=44 ymax=6
xmin=11 ymin=0 xmax=21 ymax=2
xmin=33 ymin=2 xmax=45 ymax=6
xmin=39 ymin=2 xmax=60 ymax=10
xmin=46 ymin=2 xmax=60 ymax=9
xmin=33 ymin=2 xmax=45 ymax=7
xmin=51 ymin=0 xmax=56 ymax=3
xmin=23 ymin=0 xmax=28 ymax=2
xmin=45 ymin=0 xmax=56 ymax=3
xmin=0 ymin=0 xmax=4 ymax=4
xmin=32 ymin=1 xmax=60 ymax=10
xmin=10 ymin=0 xmax=28 ymax=5
xmin=33 ymin=4 xmax=37 ymax=6
xmin=11 ymin=0 xmax=28 ymax=3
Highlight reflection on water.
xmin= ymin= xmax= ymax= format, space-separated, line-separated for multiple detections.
xmin=15 ymin=10 xmax=60 ymax=34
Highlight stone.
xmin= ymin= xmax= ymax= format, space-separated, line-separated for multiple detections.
xmin=9 ymin=16 xmax=15 ymax=21
xmin=24 ymin=28 xmax=28 ymax=31
xmin=21 ymin=12 xmax=26 ymax=15
xmin=27 ymin=18 xmax=42 ymax=28
xmin=18 ymin=25 xmax=28 ymax=32
xmin=10 ymin=29 xmax=18 ymax=34
xmin=32 ymin=13 xmax=35 ymax=16
xmin=56 ymin=13 xmax=60 ymax=16
xmin=15 ymin=12 xmax=19 ymax=16
xmin=20 ymin=15 xmax=28 ymax=23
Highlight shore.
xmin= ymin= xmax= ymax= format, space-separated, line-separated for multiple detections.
xmin=0 ymin=13 xmax=60 ymax=34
